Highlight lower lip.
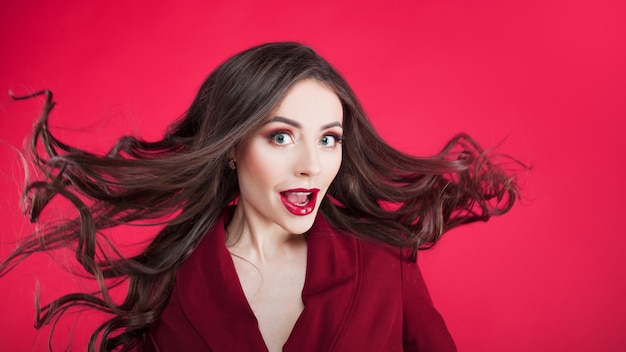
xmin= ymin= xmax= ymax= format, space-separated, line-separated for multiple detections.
xmin=280 ymin=189 xmax=319 ymax=216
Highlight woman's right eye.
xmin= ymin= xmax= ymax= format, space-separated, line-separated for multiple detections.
xmin=269 ymin=131 xmax=294 ymax=145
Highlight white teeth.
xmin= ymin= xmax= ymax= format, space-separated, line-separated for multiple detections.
xmin=285 ymin=192 xmax=310 ymax=205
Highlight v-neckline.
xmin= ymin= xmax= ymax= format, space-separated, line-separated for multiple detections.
xmin=223 ymin=232 xmax=310 ymax=351
xmin=175 ymin=207 xmax=361 ymax=351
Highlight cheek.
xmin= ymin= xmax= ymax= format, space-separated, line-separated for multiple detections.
xmin=238 ymin=142 xmax=285 ymax=190
xmin=323 ymin=151 xmax=343 ymax=183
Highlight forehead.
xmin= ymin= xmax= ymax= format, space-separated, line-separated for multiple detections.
xmin=270 ymin=79 xmax=343 ymax=124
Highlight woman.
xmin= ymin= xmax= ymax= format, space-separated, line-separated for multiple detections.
xmin=1 ymin=42 xmax=519 ymax=351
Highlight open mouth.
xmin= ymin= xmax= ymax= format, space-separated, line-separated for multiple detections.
xmin=279 ymin=189 xmax=319 ymax=216
xmin=281 ymin=191 xmax=312 ymax=206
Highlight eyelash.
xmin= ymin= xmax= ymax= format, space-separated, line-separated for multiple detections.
xmin=267 ymin=130 xmax=344 ymax=148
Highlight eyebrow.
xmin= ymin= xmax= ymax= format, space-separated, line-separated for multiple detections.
xmin=263 ymin=116 xmax=343 ymax=130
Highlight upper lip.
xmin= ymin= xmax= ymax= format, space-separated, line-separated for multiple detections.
xmin=280 ymin=188 xmax=319 ymax=193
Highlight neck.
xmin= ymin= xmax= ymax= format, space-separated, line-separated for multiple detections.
xmin=225 ymin=203 xmax=306 ymax=263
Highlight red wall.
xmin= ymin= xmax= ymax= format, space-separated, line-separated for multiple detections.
xmin=1 ymin=1 xmax=624 ymax=351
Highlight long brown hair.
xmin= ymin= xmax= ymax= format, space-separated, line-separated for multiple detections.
xmin=1 ymin=42 xmax=520 ymax=351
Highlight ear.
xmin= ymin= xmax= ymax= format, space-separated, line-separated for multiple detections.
xmin=227 ymin=149 xmax=238 ymax=170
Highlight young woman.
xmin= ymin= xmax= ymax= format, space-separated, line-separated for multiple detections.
xmin=1 ymin=42 xmax=519 ymax=351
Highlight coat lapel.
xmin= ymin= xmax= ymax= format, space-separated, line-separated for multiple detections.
xmin=176 ymin=209 xmax=268 ymax=351
xmin=284 ymin=215 xmax=361 ymax=351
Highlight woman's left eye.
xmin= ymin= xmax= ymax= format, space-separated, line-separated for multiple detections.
xmin=320 ymin=134 xmax=343 ymax=147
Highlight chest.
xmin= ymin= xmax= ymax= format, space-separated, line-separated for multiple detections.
xmin=231 ymin=252 xmax=307 ymax=352
xmin=151 ymin=220 xmax=444 ymax=351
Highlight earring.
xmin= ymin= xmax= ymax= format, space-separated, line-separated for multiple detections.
xmin=228 ymin=158 xmax=236 ymax=170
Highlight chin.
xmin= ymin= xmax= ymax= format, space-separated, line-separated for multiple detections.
xmin=282 ymin=213 xmax=318 ymax=235
xmin=286 ymin=222 xmax=316 ymax=236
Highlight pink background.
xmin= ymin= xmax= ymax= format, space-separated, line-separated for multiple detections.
xmin=1 ymin=1 xmax=624 ymax=351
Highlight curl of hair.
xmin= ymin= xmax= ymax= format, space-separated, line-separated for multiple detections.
xmin=0 ymin=42 xmax=521 ymax=351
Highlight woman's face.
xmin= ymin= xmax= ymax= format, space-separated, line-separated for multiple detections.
xmin=234 ymin=79 xmax=343 ymax=235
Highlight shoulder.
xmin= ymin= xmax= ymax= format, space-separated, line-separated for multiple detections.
xmin=321 ymin=213 xmax=409 ymax=259
xmin=311 ymin=216 xmax=457 ymax=351
xmin=310 ymin=213 xmax=414 ymax=286
xmin=311 ymin=213 xmax=406 ymax=265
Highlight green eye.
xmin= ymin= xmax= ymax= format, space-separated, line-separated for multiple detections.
xmin=269 ymin=131 xmax=293 ymax=145
xmin=320 ymin=134 xmax=343 ymax=147
xmin=321 ymin=135 xmax=335 ymax=146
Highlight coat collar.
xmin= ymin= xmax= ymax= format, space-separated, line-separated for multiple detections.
xmin=176 ymin=207 xmax=361 ymax=351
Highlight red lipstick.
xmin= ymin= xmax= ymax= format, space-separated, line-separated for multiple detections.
xmin=279 ymin=188 xmax=319 ymax=216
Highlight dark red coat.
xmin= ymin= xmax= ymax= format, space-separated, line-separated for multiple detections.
xmin=147 ymin=209 xmax=456 ymax=351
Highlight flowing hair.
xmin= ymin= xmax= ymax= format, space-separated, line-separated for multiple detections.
xmin=0 ymin=42 xmax=521 ymax=351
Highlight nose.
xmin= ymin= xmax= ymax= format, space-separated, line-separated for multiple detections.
xmin=295 ymin=143 xmax=321 ymax=177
